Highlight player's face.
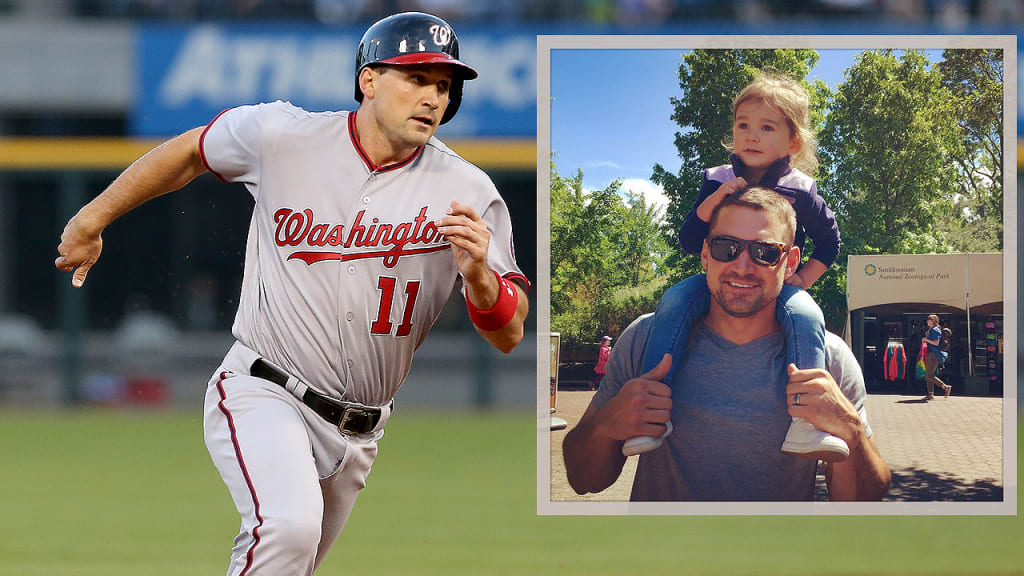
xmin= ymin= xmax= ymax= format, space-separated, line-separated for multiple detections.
xmin=702 ymin=205 xmax=796 ymax=319
xmin=370 ymin=64 xmax=454 ymax=148
xmin=732 ymin=99 xmax=800 ymax=177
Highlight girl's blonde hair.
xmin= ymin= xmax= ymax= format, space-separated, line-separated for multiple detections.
xmin=726 ymin=71 xmax=819 ymax=175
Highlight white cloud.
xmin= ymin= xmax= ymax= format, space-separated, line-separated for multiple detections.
xmin=585 ymin=160 xmax=622 ymax=170
xmin=620 ymin=178 xmax=669 ymax=215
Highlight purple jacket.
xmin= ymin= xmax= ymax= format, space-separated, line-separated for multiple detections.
xmin=678 ymin=154 xmax=841 ymax=268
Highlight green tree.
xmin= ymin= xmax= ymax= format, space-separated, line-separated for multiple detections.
xmin=651 ymin=49 xmax=826 ymax=284
xmin=550 ymin=161 xmax=672 ymax=344
xmin=935 ymin=49 xmax=1003 ymax=251
xmin=550 ymin=162 xmax=620 ymax=342
xmin=820 ymin=50 xmax=960 ymax=256
xmin=599 ymin=190 xmax=671 ymax=338
xmin=617 ymin=190 xmax=668 ymax=287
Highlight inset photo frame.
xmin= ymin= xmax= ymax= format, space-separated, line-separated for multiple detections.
xmin=536 ymin=35 xmax=1017 ymax=515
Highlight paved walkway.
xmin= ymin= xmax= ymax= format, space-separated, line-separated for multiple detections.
xmin=549 ymin=388 xmax=1004 ymax=502
xmin=866 ymin=392 xmax=1003 ymax=501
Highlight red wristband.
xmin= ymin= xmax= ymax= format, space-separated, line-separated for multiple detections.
xmin=466 ymin=270 xmax=518 ymax=331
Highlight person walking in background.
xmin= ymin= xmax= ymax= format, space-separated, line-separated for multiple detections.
xmin=914 ymin=337 xmax=928 ymax=387
xmin=591 ymin=335 xmax=612 ymax=390
xmin=923 ymin=314 xmax=952 ymax=400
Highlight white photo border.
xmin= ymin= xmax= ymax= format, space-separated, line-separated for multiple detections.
xmin=536 ymin=34 xmax=1017 ymax=515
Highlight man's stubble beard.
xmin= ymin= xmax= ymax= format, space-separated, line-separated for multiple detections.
xmin=710 ymin=276 xmax=779 ymax=318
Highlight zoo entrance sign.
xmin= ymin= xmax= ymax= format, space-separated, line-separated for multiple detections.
xmin=863 ymin=264 xmax=952 ymax=282
xmin=847 ymin=253 xmax=970 ymax=311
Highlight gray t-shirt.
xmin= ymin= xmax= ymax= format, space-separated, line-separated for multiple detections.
xmin=592 ymin=314 xmax=871 ymax=501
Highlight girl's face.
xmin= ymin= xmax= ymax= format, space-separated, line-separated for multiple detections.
xmin=732 ymin=99 xmax=800 ymax=174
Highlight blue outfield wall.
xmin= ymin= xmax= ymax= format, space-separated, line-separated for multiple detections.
xmin=135 ymin=22 xmax=1022 ymax=139
xmin=135 ymin=23 xmax=542 ymax=138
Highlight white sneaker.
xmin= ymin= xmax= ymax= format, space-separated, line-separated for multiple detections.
xmin=781 ymin=418 xmax=849 ymax=462
xmin=622 ymin=421 xmax=673 ymax=457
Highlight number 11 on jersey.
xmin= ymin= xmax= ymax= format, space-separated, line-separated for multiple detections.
xmin=371 ymin=276 xmax=420 ymax=337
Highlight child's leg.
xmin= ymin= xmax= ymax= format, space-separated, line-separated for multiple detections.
xmin=776 ymin=285 xmax=849 ymax=462
xmin=775 ymin=284 xmax=826 ymax=370
xmin=623 ymin=274 xmax=709 ymax=457
xmin=924 ymin=353 xmax=948 ymax=398
xmin=639 ymin=274 xmax=710 ymax=379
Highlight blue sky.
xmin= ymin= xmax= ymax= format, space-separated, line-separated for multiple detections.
xmin=549 ymin=49 xmax=936 ymax=212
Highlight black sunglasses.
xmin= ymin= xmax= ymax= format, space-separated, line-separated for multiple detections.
xmin=708 ymin=235 xmax=791 ymax=267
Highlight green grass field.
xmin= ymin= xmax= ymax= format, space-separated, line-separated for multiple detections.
xmin=2 ymin=409 xmax=1022 ymax=575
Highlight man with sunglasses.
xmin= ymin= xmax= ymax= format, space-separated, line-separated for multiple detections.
xmin=563 ymin=187 xmax=889 ymax=501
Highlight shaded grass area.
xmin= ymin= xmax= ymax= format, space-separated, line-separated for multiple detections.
xmin=1 ymin=409 xmax=1022 ymax=575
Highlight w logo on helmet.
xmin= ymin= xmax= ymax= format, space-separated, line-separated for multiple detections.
xmin=355 ymin=12 xmax=476 ymax=125
xmin=429 ymin=24 xmax=452 ymax=47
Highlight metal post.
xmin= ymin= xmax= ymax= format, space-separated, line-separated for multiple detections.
xmin=966 ymin=255 xmax=973 ymax=377
xmin=472 ymin=332 xmax=493 ymax=408
xmin=59 ymin=171 xmax=86 ymax=405
xmin=851 ymin=310 xmax=865 ymax=369
xmin=0 ymin=177 xmax=9 ymax=312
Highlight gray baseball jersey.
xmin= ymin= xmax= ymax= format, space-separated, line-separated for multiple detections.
xmin=200 ymin=100 xmax=528 ymax=575
xmin=200 ymin=100 xmax=527 ymax=406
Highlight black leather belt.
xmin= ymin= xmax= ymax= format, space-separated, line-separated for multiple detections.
xmin=250 ymin=358 xmax=387 ymax=435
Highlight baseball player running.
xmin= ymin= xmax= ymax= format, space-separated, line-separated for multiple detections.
xmin=54 ymin=12 xmax=529 ymax=575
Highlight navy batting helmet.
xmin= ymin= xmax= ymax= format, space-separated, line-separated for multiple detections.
xmin=354 ymin=12 xmax=477 ymax=125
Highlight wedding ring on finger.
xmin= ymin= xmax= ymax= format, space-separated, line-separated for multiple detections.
xmin=793 ymin=393 xmax=802 ymax=406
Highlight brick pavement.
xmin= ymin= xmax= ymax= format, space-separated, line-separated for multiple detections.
xmin=549 ymin=388 xmax=1004 ymax=502
xmin=865 ymin=392 xmax=1003 ymax=501
xmin=550 ymin=389 xmax=635 ymax=501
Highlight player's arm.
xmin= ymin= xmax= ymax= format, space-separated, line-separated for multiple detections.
xmin=466 ymin=278 xmax=528 ymax=353
xmin=563 ymin=354 xmax=673 ymax=494
xmin=785 ymin=364 xmax=891 ymax=501
xmin=437 ymin=200 xmax=528 ymax=353
xmin=55 ymin=126 xmax=209 ymax=287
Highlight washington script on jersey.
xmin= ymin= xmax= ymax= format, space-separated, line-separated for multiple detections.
xmin=274 ymin=205 xmax=450 ymax=267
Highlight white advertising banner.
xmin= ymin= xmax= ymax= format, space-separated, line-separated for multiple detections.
xmin=967 ymin=252 xmax=1003 ymax=309
xmin=847 ymin=253 xmax=1002 ymax=312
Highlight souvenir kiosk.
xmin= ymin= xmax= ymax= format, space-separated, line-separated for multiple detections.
xmin=846 ymin=253 xmax=1003 ymax=395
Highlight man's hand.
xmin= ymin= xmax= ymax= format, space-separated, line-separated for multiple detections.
xmin=593 ymin=354 xmax=673 ymax=441
xmin=53 ymin=125 xmax=209 ymax=289
xmin=787 ymin=363 xmax=892 ymax=500
xmin=55 ymin=211 xmax=105 ymax=288
xmin=785 ymin=364 xmax=865 ymax=449
xmin=438 ymin=199 xmax=527 ymax=353
xmin=696 ymin=177 xmax=747 ymax=222
xmin=437 ymin=200 xmax=493 ymax=303
xmin=563 ymin=354 xmax=673 ymax=494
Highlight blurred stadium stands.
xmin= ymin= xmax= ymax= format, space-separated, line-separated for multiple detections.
xmin=0 ymin=1 xmax=1018 ymax=410
xmin=0 ymin=0 xmax=1020 ymax=27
